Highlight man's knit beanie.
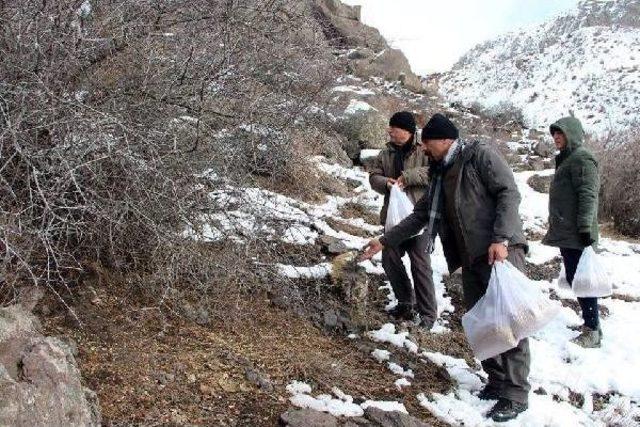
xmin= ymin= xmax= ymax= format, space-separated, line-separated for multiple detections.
xmin=389 ymin=111 xmax=416 ymax=133
xmin=421 ymin=113 xmax=459 ymax=140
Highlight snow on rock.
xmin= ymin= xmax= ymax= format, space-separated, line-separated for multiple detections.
xmin=276 ymin=263 xmax=332 ymax=280
xmin=286 ymin=381 xmax=313 ymax=395
xmin=360 ymin=149 xmax=381 ymax=159
xmin=332 ymin=85 xmax=376 ymax=96
xmin=368 ymin=323 xmax=419 ymax=354
xmin=289 ymin=393 xmax=364 ymax=417
xmin=286 ymin=382 xmax=408 ymax=418
xmin=387 ymin=362 xmax=414 ymax=378
xmin=361 ymin=400 xmax=408 ymax=413
xmin=281 ymin=225 xmax=319 ymax=245
xmin=371 ymin=349 xmax=391 ymax=363
xmin=421 ymin=352 xmax=484 ymax=392
xmin=395 ymin=378 xmax=411 ymax=391
xmin=344 ymin=99 xmax=378 ymax=115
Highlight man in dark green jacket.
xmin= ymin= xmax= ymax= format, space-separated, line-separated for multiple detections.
xmin=543 ymin=116 xmax=602 ymax=348
xmin=368 ymin=111 xmax=436 ymax=328
xmin=362 ymin=114 xmax=530 ymax=423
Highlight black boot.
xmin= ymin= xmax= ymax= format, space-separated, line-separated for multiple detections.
xmin=387 ymin=303 xmax=414 ymax=321
xmin=487 ymin=398 xmax=528 ymax=422
xmin=477 ymin=385 xmax=500 ymax=401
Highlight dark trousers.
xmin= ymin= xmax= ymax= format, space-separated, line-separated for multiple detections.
xmin=381 ymin=232 xmax=437 ymax=323
xmin=462 ymin=246 xmax=531 ymax=405
xmin=560 ymin=248 xmax=599 ymax=330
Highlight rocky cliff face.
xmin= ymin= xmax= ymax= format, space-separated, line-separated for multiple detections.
xmin=313 ymin=0 xmax=424 ymax=93
xmin=439 ymin=0 xmax=640 ymax=134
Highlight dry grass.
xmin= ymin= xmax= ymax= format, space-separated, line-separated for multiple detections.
xmin=39 ymin=273 xmax=452 ymax=426
xmin=339 ymin=202 xmax=381 ymax=226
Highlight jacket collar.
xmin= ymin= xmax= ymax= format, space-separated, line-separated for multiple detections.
xmin=386 ymin=134 xmax=417 ymax=151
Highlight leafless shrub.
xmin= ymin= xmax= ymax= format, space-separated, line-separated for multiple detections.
xmin=589 ymin=127 xmax=640 ymax=237
xmin=481 ymin=101 xmax=526 ymax=129
xmin=0 ymin=0 xmax=340 ymax=312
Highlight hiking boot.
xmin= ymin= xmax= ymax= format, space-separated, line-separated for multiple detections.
xmin=411 ymin=312 xmax=435 ymax=330
xmin=571 ymin=326 xmax=602 ymax=348
xmin=387 ymin=304 xmax=414 ymax=321
xmin=477 ymin=385 xmax=500 ymax=401
xmin=487 ymin=398 xmax=528 ymax=422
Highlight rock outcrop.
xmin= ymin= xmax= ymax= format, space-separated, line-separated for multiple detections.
xmin=313 ymin=0 xmax=424 ymax=93
xmin=0 ymin=304 xmax=100 ymax=427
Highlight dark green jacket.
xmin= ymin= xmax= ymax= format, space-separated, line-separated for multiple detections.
xmin=380 ymin=140 xmax=527 ymax=273
xmin=543 ymin=117 xmax=599 ymax=249
xmin=369 ymin=139 xmax=429 ymax=225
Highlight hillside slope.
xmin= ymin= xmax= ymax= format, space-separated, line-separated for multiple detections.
xmin=439 ymin=0 xmax=640 ymax=135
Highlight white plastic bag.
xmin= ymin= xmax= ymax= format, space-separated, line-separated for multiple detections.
xmin=557 ymin=264 xmax=571 ymax=291
xmin=572 ymin=247 xmax=612 ymax=298
xmin=385 ymin=184 xmax=414 ymax=232
xmin=462 ymin=261 xmax=559 ymax=361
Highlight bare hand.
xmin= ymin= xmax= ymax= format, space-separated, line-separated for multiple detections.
xmin=488 ymin=242 xmax=508 ymax=265
xmin=386 ymin=178 xmax=397 ymax=190
xmin=396 ymin=175 xmax=406 ymax=189
xmin=360 ymin=239 xmax=383 ymax=261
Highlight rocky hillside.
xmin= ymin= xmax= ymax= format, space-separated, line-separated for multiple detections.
xmin=3 ymin=1 xmax=640 ymax=426
xmin=439 ymin=0 xmax=640 ymax=135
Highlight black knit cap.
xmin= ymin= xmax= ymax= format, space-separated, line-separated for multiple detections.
xmin=421 ymin=113 xmax=459 ymax=140
xmin=389 ymin=111 xmax=416 ymax=133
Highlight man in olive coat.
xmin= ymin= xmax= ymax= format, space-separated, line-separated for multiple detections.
xmin=543 ymin=116 xmax=602 ymax=348
xmin=363 ymin=114 xmax=530 ymax=422
xmin=368 ymin=111 xmax=436 ymax=328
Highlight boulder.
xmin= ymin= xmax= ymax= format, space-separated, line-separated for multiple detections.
xmin=313 ymin=0 xmax=387 ymax=51
xmin=0 ymin=305 xmax=100 ymax=427
xmin=347 ymin=48 xmax=374 ymax=61
xmin=532 ymin=140 xmax=555 ymax=158
xmin=528 ymin=128 xmax=546 ymax=140
xmin=342 ymin=138 xmax=363 ymax=163
xmin=315 ymin=0 xmax=361 ymax=21
xmin=527 ymin=174 xmax=553 ymax=193
xmin=280 ymin=408 xmax=338 ymax=427
xmin=335 ymin=110 xmax=388 ymax=151
xmin=319 ymin=235 xmax=349 ymax=255
xmin=364 ymin=407 xmax=432 ymax=427
xmin=527 ymin=157 xmax=545 ymax=171
xmin=351 ymin=49 xmax=423 ymax=93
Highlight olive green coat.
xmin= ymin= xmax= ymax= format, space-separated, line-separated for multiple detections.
xmin=543 ymin=117 xmax=599 ymax=249
xmin=369 ymin=139 xmax=429 ymax=225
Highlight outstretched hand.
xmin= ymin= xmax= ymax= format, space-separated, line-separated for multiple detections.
xmin=360 ymin=238 xmax=384 ymax=261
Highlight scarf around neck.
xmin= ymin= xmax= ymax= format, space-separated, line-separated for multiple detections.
xmin=391 ymin=136 xmax=415 ymax=179
xmin=424 ymin=140 xmax=465 ymax=252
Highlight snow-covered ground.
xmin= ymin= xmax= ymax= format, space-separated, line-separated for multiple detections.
xmin=195 ymin=148 xmax=640 ymax=425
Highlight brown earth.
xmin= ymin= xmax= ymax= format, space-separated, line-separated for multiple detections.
xmin=38 ymin=274 xmax=454 ymax=426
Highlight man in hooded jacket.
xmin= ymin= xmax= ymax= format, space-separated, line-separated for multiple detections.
xmin=543 ymin=116 xmax=602 ymax=348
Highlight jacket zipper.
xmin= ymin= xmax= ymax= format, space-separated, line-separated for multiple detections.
xmin=454 ymin=156 xmax=472 ymax=265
